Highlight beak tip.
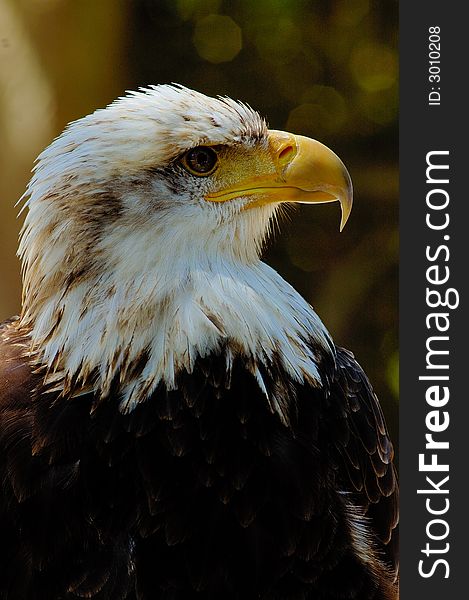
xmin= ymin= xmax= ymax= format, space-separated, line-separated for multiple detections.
xmin=339 ymin=200 xmax=352 ymax=231
xmin=339 ymin=171 xmax=353 ymax=232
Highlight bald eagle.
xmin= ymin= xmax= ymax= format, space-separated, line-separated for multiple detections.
xmin=0 ymin=85 xmax=398 ymax=600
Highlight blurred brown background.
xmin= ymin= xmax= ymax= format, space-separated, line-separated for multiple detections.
xmin=0 ymin=0 xmax=398 ymax=440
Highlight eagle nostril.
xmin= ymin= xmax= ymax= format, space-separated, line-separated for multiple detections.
xmin=278 ymin=145 xmax=295 ymax=166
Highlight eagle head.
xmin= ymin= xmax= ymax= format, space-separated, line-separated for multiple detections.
xmin=18 ymin=85 xmax=352 ymax=411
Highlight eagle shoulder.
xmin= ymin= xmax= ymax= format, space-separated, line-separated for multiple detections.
xmin=0 ymin=319 xmax=134 ymax=599
xmin=0 ymin=319 xmax=37 ymax=407
xmin=327 ymin=346 xmax=399 ymax=585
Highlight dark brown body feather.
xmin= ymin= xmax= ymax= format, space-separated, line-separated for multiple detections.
xmin=0 ymin=319 xmax=398 ymax=600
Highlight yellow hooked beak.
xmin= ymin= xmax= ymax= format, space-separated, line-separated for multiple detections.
xmin=205 ymin=130 xmax=353 ymax=231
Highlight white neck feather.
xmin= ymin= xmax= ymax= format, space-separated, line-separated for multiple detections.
xmin=26 ymin=247 xmax=332 ymax=413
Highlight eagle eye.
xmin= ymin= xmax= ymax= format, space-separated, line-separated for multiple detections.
xmin=181 ymin=146 xmax=218 ymax=176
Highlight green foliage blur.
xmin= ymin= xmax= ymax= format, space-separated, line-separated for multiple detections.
xmin=0 ymin=0 xmax=398 ymax=441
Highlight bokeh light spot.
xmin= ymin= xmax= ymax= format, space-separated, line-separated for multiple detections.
xmin=193 ymin=15 xmax=242 ymax=64
xmin=333 ymin=0 xmax=370 ymax=27
xmin=356 ymin=87 xmax=398 ymax=126
xmin=255 ymin=19 xmax=301 ymax=65
xmin=286 ymin=87 xmax=348 ymax=137
xmin=350 ymin=42 xmax=398 ymax=92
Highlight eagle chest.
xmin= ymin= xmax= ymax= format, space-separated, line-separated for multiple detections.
xmin=88 ymin=355 xmax=328 ymax=533
xmin=75 ymin=356 xmax=358 ymax=597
